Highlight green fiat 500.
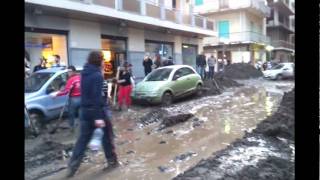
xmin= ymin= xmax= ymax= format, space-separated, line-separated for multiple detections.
xmin=131 ymin=65 xmax=203 ymax=105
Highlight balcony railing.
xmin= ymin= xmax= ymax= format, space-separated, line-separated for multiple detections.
xmin=271 ymin=40 xmax=294 ymax=49
xmin=267 ymin=20 xmax=293 ymax=32
xmin=203 ymin=31 xmax=270 ymax=45
xmin=194 ymin=0 xmax=270 ymax=17
xmin=74 ymin=0 xmax=215 ymax=31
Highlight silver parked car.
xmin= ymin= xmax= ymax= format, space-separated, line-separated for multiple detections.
xmin=262 ymin=62 xmax=294 ymax=80
xmin=25 ymin=67 xmax=81 ymax=131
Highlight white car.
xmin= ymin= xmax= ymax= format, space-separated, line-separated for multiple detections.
xmin=263 ymin=63 xmax=294 ymax=80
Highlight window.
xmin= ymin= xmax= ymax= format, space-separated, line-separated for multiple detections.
xmin=146 ymin=68 xmax=173 ymax=81
xmin=145 ymin=41 xmax=173 ymax=60
xmin=172 ymin=0 xmax=176 ymax=8
xmin=271 ymin=64 xmax=284 ymax=70
xmin=218 ymin=21 xmax=230 ymax=38
xmin=195 ymin=0 xmax=203 ymax=6
xmin=181 ymin=67 xmax=195 ymax=75
xmin=48 ymin=73 xmax=68 ymax=92
xmin=25 ymin=72 xmax=54 ymax=93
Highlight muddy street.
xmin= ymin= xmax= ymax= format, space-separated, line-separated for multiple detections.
xmin=25 ymin=79 xmax=294 ymax=180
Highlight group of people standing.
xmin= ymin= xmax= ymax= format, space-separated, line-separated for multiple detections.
xmin=196 ymin=52 xmax=230 ymax=80
xmin=142 ymin=53 xmax=174 ymax=76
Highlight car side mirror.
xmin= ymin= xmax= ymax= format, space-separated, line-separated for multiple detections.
xmin=46 ymin=87 xmax=55 ymax=94
xmin=283 ymin=68 xmax=289 ymax=71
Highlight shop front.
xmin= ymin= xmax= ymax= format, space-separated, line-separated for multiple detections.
xmin=101 ymin=35 xmax=127 ymax=79
xmin=25 ymin=28 xmax=68 ymax=71
xmin=182 ymin=44 xmax=198 ymax=69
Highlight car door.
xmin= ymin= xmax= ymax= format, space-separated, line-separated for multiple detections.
xmin=282 ymin=64 xmax=293 ymax=77
xmin=181 ymin=67 xmax=198 ymax=92
xmin=171 ymin=68 xmax=189 ymax=97
xmin=44 ymin=72 xmax=69 ymax=118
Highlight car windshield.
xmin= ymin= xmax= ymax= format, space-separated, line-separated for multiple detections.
xmin=145 ymin=68 xmax=173 ymax=81
xmin=271 ymin=64 xmax=284 ymax=70
xmin=25 ymin=72 xmax=54 ymax=93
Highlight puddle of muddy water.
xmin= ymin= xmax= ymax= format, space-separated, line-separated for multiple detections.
xmin=33 ymin=80 xmax=294 ymax=180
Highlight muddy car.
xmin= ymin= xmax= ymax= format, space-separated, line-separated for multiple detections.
xmin=25 ymin=67 xmax=82 ymax=131
xmin=131 ymin=65 xmax=203 ymax=105
xmin=263 ymin=63 xmax=294 ymax=80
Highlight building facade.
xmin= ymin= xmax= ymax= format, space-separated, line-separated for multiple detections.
xmin=193 ymin=0 xmax=270 ymax=65
xmin=25 ymin=0 xmax=217 ymax=79
xmin=266 ymin=0 xmax=295 ymax=62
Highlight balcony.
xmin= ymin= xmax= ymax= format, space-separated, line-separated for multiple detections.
xmin=89 ymin=0 xmax=216 ymax=31
xmin=25 ymin=0 xmax=217 ymax=37
xmin=203 ymin=31 xmax=270 ymax=46
xmin=194 ymin=0 xmax=270 ymax=17
xmin=271 ymin=40 xmax=294 ymax=50
xmin=267 ymin=0 xmax=294 ymax=15
xmin=267 ymin=20 xmax=294 ymax=33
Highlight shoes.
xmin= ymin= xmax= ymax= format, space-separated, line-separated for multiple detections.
xmin=103 ymin=160 xmax=120 ymax=171
xmin=65 ymin=167 xmax=77 ymax=178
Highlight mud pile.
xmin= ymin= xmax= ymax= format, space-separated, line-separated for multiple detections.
xmin=216 ymin=63 xmax=263 ymax=80
xmin=174 ymin=89 xmax=295 ymax=180
xmin=202 ymin=75 xmax=243 ymax=96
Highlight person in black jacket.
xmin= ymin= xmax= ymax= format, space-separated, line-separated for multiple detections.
xmin=142 ymin=53 xmax=153 ymax=76
xmin=66 ymin=51 xmax=118 ymax=178
xmin=33 ymin=57 xmax=47 ymax=72
xmin=196 ymin=52 xmax=206 ymax=79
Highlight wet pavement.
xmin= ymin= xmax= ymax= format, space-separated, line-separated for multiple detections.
xmin=25 ymin=79 xmax=294 ymax=180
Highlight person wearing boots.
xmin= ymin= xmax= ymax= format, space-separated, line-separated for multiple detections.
xmin=66 ymin=51 xmax=118 ymax=178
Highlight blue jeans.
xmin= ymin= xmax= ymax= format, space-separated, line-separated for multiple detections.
xmin=68 ymin=97 xmax=81 ymax=128
xmin=68 ymin=107 xmax=117 ymax=171
xmin=208 ymin=66 xmax=215 ymax=79
xmin=196 ymin=66 xmax=205 ymax=79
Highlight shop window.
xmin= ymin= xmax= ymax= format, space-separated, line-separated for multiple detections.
xmin=25 ymin=32 xmax=68 ymax=70
xmin=145 ymin=41 xmax=173 ymax=61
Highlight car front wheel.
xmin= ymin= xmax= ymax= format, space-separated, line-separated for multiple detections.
xmin=196 ymin=84 xmax=203 ymax=96
xmin=29 ymin=113 xmax=44 ymax=135
xmin=276 ymin=74 xmax=283 ymax=80
xmin=161 ymin=92 xmax=173 ymax=106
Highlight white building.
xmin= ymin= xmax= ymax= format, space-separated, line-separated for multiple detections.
xmin=25 ymin=0 xmax=217 ymax=79
xmin=193 ymin=0 xmax=270 ymax=64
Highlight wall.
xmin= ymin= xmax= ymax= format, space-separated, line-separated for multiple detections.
xmin=127 ymin=27 xmax=145 ymax=79
xmin=68 ymin=19 xmax=102 ymax=67
xmin=25 ymin=13 xmax=69 ymax=31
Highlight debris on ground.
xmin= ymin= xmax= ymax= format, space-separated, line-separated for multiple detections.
xmin=202 ymin=76 xmax=242 ymax=96
xmin=174 ymin=89 xmax=295 ymax=180
xmin=215 ymin=63 xmax=263 ymax=80
xmin=25 ymin=141 xmax=74 ymax=180
xmin=172 ymin=151 xmax=198 ymax=163
xmin=160 ymin=113 xmax=194 ymax=129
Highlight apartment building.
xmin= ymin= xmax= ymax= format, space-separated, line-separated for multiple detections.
xmin=193 ymin=0 xmax=270 ymax=65
xmin=266 ymin=0 xmax=295 ymax=62
xmin=25 ymin=0 xmax=217 ymax=79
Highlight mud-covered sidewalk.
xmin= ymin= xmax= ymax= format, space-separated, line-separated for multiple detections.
xmin=174 ymin=89 xmax=295 ymax=180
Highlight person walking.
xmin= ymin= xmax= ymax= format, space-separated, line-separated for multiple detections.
xmin=116 ymin=64 xmax=133 ymax=111
xmin=55 ymin=66 xmax=81 ymax=130
xmin=33 ymin=57 xmax=47 ymax=72
xmin=142 ymin=53 xmax=153 ymax=76
xmin=196 ymin=52 xmax=206 ymax=79
xmin=207 ymin=55 xmax=216 ymax=79
xmin=66 ymin=51 xmax=118 ymax=178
